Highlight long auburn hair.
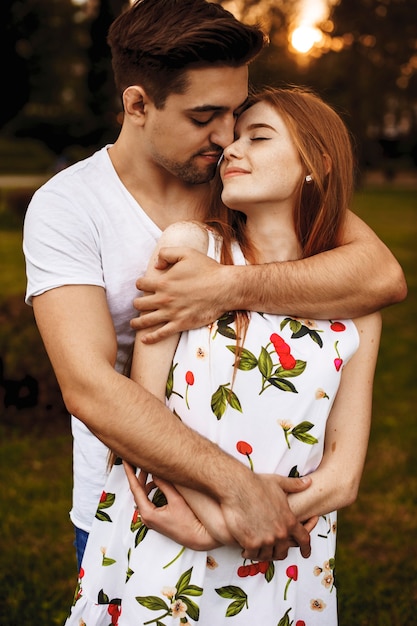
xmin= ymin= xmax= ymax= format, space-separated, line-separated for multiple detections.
xmin=205 ymin=85 xmax=355 ymax=345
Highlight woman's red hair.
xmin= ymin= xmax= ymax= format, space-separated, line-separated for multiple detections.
xmin=204 ymin=85 xmax=355 ymax=350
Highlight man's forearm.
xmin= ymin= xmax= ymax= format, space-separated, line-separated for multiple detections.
xmin=69 ymin=369 xmax=251 ymax=501
xmin=222 ymin=236 xmax=406 ymax=319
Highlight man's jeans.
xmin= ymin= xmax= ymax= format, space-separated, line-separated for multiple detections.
xmin=74 ymin=526 xmax=89 ymax=571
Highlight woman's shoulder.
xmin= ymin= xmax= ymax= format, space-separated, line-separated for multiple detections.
xmin=351 ymin=311 xmax=382 ymax=345
xmin=159 ymin=220 xmax=210 ymax=254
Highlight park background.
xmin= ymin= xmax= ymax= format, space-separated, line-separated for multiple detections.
xmin=0 ymin=0 xmax=416 ymax=624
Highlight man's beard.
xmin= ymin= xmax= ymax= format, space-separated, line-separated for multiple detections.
xmin=157 ymin=153 xmax=219 ymax=185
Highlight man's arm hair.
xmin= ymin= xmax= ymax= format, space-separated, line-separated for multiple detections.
xmin=133 ymin=211 xmax=406 ymax=343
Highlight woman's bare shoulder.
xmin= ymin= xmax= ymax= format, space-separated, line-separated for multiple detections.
xmin=158 ymin=220 xmax=209 ymax=253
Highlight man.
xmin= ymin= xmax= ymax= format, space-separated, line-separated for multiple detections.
xmin=23 ymin=0 xmax=406 ymax=569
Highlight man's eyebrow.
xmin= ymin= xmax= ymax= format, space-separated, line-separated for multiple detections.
xmin=186 ymin=98 xmax=250 ymax=115
xmin=186 ymin=105 xmax=228 ymax=113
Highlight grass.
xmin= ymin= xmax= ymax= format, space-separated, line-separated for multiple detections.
xmin=337 ymin=186 xmax=417 ymax=626
xmin=0 ymin=181 xmax=416 ymax=625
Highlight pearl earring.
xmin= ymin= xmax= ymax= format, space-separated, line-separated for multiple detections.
xmin=305 ymin=174 xmax=313 ymax=183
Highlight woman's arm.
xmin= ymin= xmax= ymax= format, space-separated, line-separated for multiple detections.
xmin=130 ymin=220 xmax=236 ymax=548
xmin=287 ymin=311 xmax=382 ymax=520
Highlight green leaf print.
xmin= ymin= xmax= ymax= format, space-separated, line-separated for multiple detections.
xmin=211 ymin=388 xmax=224 ymax=415
xmin=166 ymin=363 xmax=183 ymax=401
xmin=215 ymin=585 xmax=249 ymax=617
xmin=265 ymin=561 xmax=275 ymax=583
xmin=153 ymin=488 xmax=168 ymax=508
xmin=97 ymin=589 xmax=121 ymax=606
xmin=136 ymin=596 xmax=169 ymax=611
xmin=176 ymin=568 xmax=193 ymax=594
xmin=291 ymin=421 xmax=319 ymax=445
xmin=280 ymin=316 xmax=323 ymax=347
xmin=281 ymin=316 xmax=302 ymax=333
xmin=288 ymin=465 xmax=300 ymax=477
xmin=136 ymin=567 xmax=202 ymax=623
xmin=258 ymin=345 xmax=273 ymax=378
xmin=275 ymin=359 xmax=307 ymax=378
xmin=95 ymin=491 xmax=115 ymax=521
xmin=216 ymin=585 xmax=248 ymax=599
xmin=292 ymin=325 xmax=323 ymax=347
xmin=166 ymin=362 xmax=176 ymax=399
xmin=277 ymin=608 xmax=292 ymax=626
xmin=217 ymin=312 xmax=237 ymax=339
xmin=95 ymin=492 xmax=115 ymax=521
xmin=281 ymin=421 xmax=319 ymax=449
xmin=95 ymin=510 xmax=113 ymax=522
xmin=267 ymin=377 xmax=298 ymax=393
xmin=211 ymin=384 xmax=242 ymax=420
xmin=126 ymin=566 xmax=134 ymax=583
xmin=134 ymin=522 xmax=148 ymax=548
xmin=180 ymin=585 xmax=204 ymax=597
xmin=226 ymin=345 xmax=258 ymax=370
xmin=226 ymin=599 xmax=248 ymax=617
xmin=132 ymin=488 xmax=167 ymax=547
xmin=180 ymin=596 xmax=200 ymax=621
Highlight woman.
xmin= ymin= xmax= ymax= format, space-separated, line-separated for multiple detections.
xmin=65 ymin=87 xmax=381 ymax=625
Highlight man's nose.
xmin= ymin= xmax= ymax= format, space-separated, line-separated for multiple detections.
xmin=210 ymin=116 xmax=236 ymax=149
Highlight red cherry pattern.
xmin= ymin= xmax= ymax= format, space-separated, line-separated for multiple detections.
xmin=237 ymin=561 xmax=270 ymax=577
xmin=270 ymin=333 xmax=296 ymax=370
xmin=330 ymin=320 xmax=346 ymax=332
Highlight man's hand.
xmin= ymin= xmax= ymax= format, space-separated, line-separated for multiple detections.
xmin=221 ymin=473 xmax=314 ymax=562
xmin=132 ymin=246 xmax=229 ymax=343
xmin=125 ymin=464 xmax=315 ymax=561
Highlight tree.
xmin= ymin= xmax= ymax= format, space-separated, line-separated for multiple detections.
xmin=0 ymin=0 xmax=31 ymax=128
xmin=307 ymin=0 xmax=417 ymax=168
xmin=3 ymin=0 xmax=128 ymax=155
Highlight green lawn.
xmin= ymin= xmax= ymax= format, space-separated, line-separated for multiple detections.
xmin=337 ymin=186 xmax=417 ymax=625
xmin=0 ymin=183 xmax=415 ymax=625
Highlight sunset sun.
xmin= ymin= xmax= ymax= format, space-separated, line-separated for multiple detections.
xmin=291 ymin=25 xmax=323 ymax=53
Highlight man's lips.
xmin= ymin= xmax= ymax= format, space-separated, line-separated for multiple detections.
xmin=198 ymin=151 xmax=223 ymax=163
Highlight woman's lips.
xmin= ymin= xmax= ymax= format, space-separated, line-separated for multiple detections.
xmin=222 ymin=167 xmax=250 ymax=179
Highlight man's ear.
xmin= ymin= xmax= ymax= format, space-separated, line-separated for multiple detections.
xmin=122 ymin=86 xmax=150 ymax=123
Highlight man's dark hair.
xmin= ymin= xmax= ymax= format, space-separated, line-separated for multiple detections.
xmin=108 ymin=0 xmax=267 ymax=107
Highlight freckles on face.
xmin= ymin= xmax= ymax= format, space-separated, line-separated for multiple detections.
xmin=220 ymin=102 xmax=303 ymax=211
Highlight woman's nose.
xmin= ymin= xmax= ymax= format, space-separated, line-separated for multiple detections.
xmin=223 ymin=139 xmax=241 ymax=160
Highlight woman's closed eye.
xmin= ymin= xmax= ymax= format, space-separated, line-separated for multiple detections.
xmin=251 ymin=136 xmax=271 ymax=141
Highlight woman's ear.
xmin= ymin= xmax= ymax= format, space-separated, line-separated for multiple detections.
xmin=122 ymin=86 xmax=149 ymax=123
xmin=323 ymin=153 xmax=332 ymax=175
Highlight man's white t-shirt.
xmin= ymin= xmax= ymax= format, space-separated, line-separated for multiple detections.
xmin=23 ymin=146 xmax=162 ymax=532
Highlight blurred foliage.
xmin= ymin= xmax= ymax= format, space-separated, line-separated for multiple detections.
xmin=0 ymin=0 xmax=128 ymax=155
xmin=0 ymin=0 xmax=416 ymax=170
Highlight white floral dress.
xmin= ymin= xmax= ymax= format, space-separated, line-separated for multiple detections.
xmin=65 ymin=234 xmax=359 ymax=626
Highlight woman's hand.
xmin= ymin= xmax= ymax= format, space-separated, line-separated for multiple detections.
xmin=123 ymin=462 xmax=222 ymax=551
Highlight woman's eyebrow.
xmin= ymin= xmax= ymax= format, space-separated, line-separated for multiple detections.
xmin=246 ymin=123 xmax=276 ymax=132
